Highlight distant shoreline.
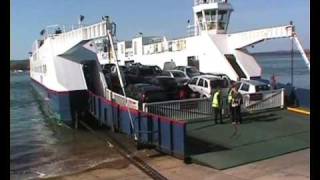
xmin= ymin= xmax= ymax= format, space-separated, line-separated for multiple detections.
xmin=10 ymin=59 xmax=29 ymax=70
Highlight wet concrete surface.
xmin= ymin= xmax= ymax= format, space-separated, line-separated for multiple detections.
xmin=52 ymin=148 xmax=309 ymax=180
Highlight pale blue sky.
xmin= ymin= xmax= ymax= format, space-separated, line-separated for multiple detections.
xmin=11 ymin=0 xmax=309 ymax=59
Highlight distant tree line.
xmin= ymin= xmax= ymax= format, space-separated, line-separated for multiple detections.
xmin=10 ymin=60 xmax=29 ymax=70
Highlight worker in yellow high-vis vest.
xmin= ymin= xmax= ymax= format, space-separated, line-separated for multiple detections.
xmin=212 ymin=86 xmax=223 ymax=124
xmin=228 ymin=84 xmax=237 ymax=121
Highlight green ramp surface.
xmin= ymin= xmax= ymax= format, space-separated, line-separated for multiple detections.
xmin=186 ymin=110 xmax=309 ymax=170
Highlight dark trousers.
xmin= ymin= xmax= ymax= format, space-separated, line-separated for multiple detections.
xmin=236 ymin=106 xmax=242 ymax=123
xmin=231 ymin=106 xmax=242 ymax=123
xmin=214 ymin=107 xmax=222 ymax=123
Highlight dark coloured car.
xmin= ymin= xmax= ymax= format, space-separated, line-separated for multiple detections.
xmin=105 ymin=65 xmax=128 ymax=93
xmin=148 ymin=76 xmax=180 ymax=100
xmin=101 ymin=63 xmax=115 ymax=75
xmin=174 ymin=66 xmax=201 ymax=78
xmin=125 ymin=83 xmax=170 ymax=108
xmin=161 ymin=70 xmax=189 ymax=86
xmin=126 ymin=64 xmax=162 ymax=84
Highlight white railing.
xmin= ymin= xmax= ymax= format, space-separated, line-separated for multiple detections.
xmin=112 ymin=91 xmax=139 ymax=110
xmin=229 ymin=25 xmax=294 ymax=49
xmin=51 ymin=21 xmax=108 ymax=55
xmin=104 ymin=88 xmax=112 ymax=100
xmin=194 ymin=0 xmax=226 ymax=5
xmin=242 ymin=88 xmax=285 ymax=112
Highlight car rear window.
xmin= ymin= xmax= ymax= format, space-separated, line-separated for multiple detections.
xmin=255 ymin=85 xmax=270 ymax=92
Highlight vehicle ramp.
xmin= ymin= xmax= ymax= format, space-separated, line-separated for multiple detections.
xmin=186 ymin=110 xmax=309 ymax=170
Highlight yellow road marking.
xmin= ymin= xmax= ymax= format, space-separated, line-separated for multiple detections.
xmin=287 ymin=107 xmax=310 ymax=116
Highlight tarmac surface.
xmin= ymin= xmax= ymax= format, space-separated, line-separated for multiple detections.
xmin=50 ymin=148 xmax=309 ymax=180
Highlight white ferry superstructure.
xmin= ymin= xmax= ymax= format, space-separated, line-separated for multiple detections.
xmin=97 ymin=0 xmax=309 ymax=81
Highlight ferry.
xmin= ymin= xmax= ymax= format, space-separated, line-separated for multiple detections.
xmin=29 ymin=0 xmax=310 ymax=169
xmin=97 ymin=0 xmax=310 ymax=81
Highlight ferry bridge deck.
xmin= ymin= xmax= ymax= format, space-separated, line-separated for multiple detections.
xmin=186 ymin=109 xmax=310 ymax=169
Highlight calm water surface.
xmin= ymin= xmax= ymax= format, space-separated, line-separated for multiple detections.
xmin=10 ymin=73 xmax=119 ymax=179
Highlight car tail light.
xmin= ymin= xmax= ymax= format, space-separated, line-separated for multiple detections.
xmin=179 ymin=89 xmax=186 ymax=99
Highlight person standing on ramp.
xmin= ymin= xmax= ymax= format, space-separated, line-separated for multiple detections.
xmin=212 ymin=86 xmax=223 ymax=124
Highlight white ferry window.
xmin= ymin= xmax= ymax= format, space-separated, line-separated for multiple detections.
xmin=218 ymin=10 xmax=228 ymax=30
xmin=196 ymin=12 xmax=205 ymax=30
xmin=240 ymin=83 xmax=249 ymax=92
xmin=205 ymin=10 xmax=217 ymax=30
xmin=198 ymin=79 xmax=204 ymax=86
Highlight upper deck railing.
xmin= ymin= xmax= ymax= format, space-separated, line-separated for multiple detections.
xmin=47 ymin=21 xmax=109 ymax=55
xmin=194 ymin=0 xmax=226 ymax=5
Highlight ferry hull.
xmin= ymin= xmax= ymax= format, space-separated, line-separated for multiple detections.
xmin=31 ymin=78 xmax=88 ymax=126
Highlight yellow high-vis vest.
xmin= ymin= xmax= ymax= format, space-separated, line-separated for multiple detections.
xmin=212 ymin=90 xmax=221 ymax=108
xmin=228 ymin=90 xmax=233 ymax=104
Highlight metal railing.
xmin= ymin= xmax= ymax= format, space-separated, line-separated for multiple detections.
xmin=143 ymin=89 xmax=285 ymax=121
xmin=194 ymin=0 xmax=226 ymax=5
xmin=104 ymin=88 xmax=112 ymax=100
xmin=112 ymin=91 xmax=139 ymax=110
xmin=143 ymin=98 xmax=214 ymax=121
xmin=242 ymin=88 xmax=285 ymax=112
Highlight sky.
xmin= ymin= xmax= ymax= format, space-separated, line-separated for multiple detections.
xmin=11 ymin=0 xmax=310 ymax=60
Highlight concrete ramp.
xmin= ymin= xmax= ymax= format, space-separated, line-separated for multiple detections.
xmin=186 ymin=110 xmax=309 ymax=170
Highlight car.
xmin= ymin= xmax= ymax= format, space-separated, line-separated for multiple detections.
xmin=204 ymin=73 xmax=232 ymax=86
xmin=237 ymin=79 xmax=271 ymax=101
xmin=174 ymin=66 xmax=201 ymax=78
xmin=161 ymin=70 xmax=190 ymax=86
xmin=126 ymin=64 xmax=162 ymax=84
xmin=125 ymin=83 xmax=171 ymax=108
xmin=237 ymin=80 xmax=271 ymax=94
xmin=187 ymin=75 xmax=229 ymax=98
xmin=101 ymin=63 xmax=115 ymax=75
xmin=148 ymin=76 xmax=180 ymax=100
xmin=105 ymin=65 xmax=128 ymax=93
xmin=163 ymin=61 xmax=176 ymax=71
xmin=178 ymin=84 xmax=200 ymax=99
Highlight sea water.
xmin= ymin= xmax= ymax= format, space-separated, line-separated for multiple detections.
xmin=10 ymin=72 xmax=119 ymax=179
